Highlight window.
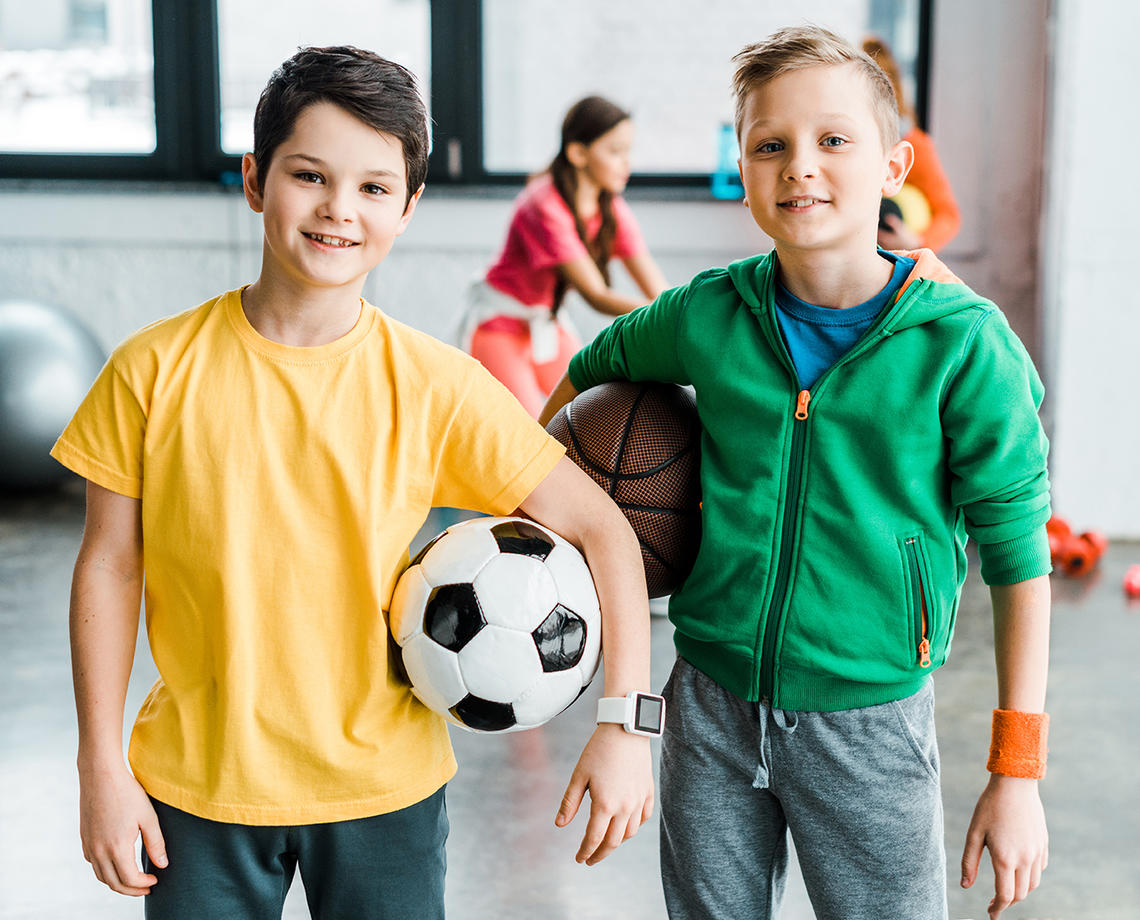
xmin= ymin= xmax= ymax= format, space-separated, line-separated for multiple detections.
xmin=215 ymin=0 xmax=429 ymax=155
xmin=0 ymin=0 xmax=155 ymax=154
xmin=0 ymin=0 xmax=929 ymax=185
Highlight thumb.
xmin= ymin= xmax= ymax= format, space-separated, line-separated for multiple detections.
xmin=555 ymin=770 xmax=587 ymax=827
xmin=960 ymin=828 xmax=984 ymax=889
xmin=140 ymin=811 xmax=168 ymax=869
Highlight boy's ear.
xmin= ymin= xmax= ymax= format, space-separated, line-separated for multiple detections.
xmin=565 ymin=141 xmax=589 ymax=170
xmin=241 ymin=153 xmax=264 ymax=213
xmin=395 ymin=183 xmax=425 ymax=236
xmin=881 ymin=139 xmax=915 ymax=197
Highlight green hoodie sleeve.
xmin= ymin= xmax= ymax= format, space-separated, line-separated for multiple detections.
xmin=941 ymin=309 xmax=1052 ymax=584
xmin=568 ymin=281 xmax=694 ymax=392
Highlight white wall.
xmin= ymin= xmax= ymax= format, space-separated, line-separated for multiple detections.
xmin=0 ymin=186 xmax=768 ymax=352
xmin=1041 ymin=0 xmax=1140 ymax=537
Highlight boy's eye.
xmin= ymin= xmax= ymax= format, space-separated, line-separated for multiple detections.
xmin=757 ymin=141 xmax=783 ymax=154
xmin=295 ymin=171 xmax=323 ymax=184
xmin=821 ymin=136 xmax=847 ymax=148
xmin=361 ymin=183 xmax=387 ymax=196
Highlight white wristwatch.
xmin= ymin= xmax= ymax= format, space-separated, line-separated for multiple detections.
xmin=596 ymin=691 xmax=666 ymax=737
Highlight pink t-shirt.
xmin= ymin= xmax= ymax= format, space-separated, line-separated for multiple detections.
xmin=484 ymin=174 xmax=647 ymax=309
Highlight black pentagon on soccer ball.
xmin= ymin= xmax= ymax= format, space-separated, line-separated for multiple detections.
xmin=490 ymin=520 xmax=556 ymax=560
xmin=450 ymin=695 xmax=517 ymax=732
xmin=424 ymin=583 xmax=485 ymax=652
xmin=532 ymin=603 xmax=587 ymax=672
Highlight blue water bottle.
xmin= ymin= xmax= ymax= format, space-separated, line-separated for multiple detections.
xmin=710 ymin=122 xmax=743 ymax=200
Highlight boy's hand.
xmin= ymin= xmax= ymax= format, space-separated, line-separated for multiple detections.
xmin=555 ymin=723 xmax=654 ymax=866
xmin=877 ymin=212 xmax=922 ymax=251
xmin=79 ymin=763 xmax=167 ymax=896
xmin=960 ymin=774 xmax=1048 ymax=919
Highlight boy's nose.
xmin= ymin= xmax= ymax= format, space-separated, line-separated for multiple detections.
xmin=783 ymin=148 xmax=819 ymax=182
xmin=317 ymin=187 xmax=355 ymax=222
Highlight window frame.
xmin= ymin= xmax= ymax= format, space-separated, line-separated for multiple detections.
xmin=0 ymin=0 xmax=932 ymax=186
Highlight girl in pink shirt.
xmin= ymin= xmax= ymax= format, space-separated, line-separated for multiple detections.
xmin=463 ymin=96 xmax=667 ymax=416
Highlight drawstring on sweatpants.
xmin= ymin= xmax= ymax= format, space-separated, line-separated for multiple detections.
xmin=751 ymin=703 xmax=800 ymax=789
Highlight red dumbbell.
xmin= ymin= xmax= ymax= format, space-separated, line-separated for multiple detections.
xmin=1045 ymin=516 xmax=1071 ymax=562
xmin=1124 ymin=565 xmax=1140 ymax=598
xmin=1056 ymin=530 xmax=1108 ymax=577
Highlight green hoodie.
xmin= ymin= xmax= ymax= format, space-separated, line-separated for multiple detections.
xmin=569 ymin=250 xmax=1051 ymax=711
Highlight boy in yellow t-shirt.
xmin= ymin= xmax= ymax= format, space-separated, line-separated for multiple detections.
xmin=54 ymin=47 xmax=655 ymax=919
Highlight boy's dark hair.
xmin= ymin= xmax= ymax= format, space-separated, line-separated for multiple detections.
xmin=252 ymin=46 xmax=429 ymax=206
xmin=546 ymin=95 xmax=631 ymax=317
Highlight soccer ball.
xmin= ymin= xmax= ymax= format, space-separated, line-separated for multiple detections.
xmin=389 ymin=516 xmax=602 ymax=733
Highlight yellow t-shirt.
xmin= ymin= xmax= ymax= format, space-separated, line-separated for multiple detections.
xmin=52 ymin=289 xmax=565 ymax=825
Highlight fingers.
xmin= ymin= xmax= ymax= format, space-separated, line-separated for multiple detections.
xmin=988 ymin=859 xmax=1015 ymax=919
xmin=140 ymin=808 xmax=169 ymax=870
xmin=622 ymin=810 xmax=641 ymax=843
xmin=89 ymin=843 xmax=157 ymax=897
xmin=988 ymin=856 xmax=1047 ymax=918
xmin=960 ymin=827 xmax=984 ymax=889
xmin=555 ymin=772 xmax=586 ymax=828
xmin=640 ymin=790 xmax=655 ymax=826
xmin=577 ymin=814 xmax=628 ymax=866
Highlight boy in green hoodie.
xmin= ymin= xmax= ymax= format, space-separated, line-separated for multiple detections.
xmin=540 ymin=25 xmax=1051 ymax=920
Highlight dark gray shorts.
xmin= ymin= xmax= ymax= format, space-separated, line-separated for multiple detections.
xmin=660 ymin=657 xmax=947 ymax=920
xmin=143 ymin=786 xmax=448 ymax=920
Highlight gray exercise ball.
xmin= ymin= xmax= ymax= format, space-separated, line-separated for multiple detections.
xmin=0 ymin=299 xmax=106 ymax=490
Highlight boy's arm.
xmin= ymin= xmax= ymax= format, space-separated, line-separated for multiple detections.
xmin=516 ymin=455 xmax=654 ymax=866
xmin=537 ymin=373 xmax=580 ymax=428
xmin=960 ymin=572 xmax=1050 ymax=920
xmin=71 ymin=481 xmax=167 ymax=896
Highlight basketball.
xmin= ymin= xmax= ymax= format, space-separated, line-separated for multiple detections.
xmin=545 ymin=381 xmax=701 ymax=598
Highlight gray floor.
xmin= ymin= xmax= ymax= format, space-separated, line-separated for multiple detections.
xmin=2 ymin=482 xmax=1138 ymax=919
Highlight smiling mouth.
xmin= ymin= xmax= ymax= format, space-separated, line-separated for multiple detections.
xmin=780 ymin=197 xmax=827 ymax=209
xmin=303 ymin=232 xmax=359 ymax=247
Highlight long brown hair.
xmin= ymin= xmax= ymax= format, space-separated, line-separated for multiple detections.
xmin=546 ymin=96 xmax=630 ymax=315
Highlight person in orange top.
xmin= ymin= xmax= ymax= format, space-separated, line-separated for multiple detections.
xmin=864 ymin=36 xmax=961 ymax=253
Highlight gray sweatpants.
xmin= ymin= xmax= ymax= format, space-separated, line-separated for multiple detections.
xmin=660 ymin=656 xmax=947 ymax=920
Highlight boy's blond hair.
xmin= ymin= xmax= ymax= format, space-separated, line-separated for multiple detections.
xmin=733 ymin=25 xmax=900 ymax=148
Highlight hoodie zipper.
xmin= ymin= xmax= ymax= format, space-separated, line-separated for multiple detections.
xmin=758 ymin=388 xmax=811 ymax=702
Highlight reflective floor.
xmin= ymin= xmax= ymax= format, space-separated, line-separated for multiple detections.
xmin=2 ymin=483 xmax=1138 ymax=919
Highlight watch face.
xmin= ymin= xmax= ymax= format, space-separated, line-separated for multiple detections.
xmin=634 ymin=693 xmax=664 ymax=734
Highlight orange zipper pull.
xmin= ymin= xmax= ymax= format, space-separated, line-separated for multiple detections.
xmin=919 ymin=638 xmax=931 ymax=669
xmin=795 ymin=390 xmax=811 ymax=420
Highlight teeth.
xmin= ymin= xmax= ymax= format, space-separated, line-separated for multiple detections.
xmin=784 ymin=198 xmax=820 ymax=208
xmin=306 ymin=233 xmax=355 ymax=247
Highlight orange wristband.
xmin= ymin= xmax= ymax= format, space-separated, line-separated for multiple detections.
xmin=987 ymin=709 xmax=1049 ymax=779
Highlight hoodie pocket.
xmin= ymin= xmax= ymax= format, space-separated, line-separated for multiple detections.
xmin=898 ymin=532 xmax=939 ymax=669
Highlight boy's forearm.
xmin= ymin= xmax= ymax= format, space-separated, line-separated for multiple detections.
xmin=70 ymin=555 xmax=144 ymax=771
xmin=537 ymin=374 xmax=580 ymax=428
xmin=517 ymin=458 xmax=651 ymax=693
xmin=579 ymin=508 xmax=652 ymax=695
xmin=989 ymin=574 xmax=1051 ymax=712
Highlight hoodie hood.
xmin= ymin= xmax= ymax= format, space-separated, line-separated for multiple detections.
xmin=726 ymin=248 xmax=990 ymax=333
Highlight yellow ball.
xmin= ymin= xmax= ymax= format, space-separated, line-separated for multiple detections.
xmin=888 ymin=184 xmax=931 ymax=234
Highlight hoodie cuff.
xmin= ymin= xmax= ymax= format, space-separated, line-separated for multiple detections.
xmin=978 ymin=527 xmax=1052 ymax=585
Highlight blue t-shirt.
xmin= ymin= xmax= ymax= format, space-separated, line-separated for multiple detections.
xmin=775 ymin=250 xmax=916 ymax=390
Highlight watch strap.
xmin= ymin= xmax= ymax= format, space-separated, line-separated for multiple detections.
xmin=596 ymin=696 xmax=632 ymax=726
